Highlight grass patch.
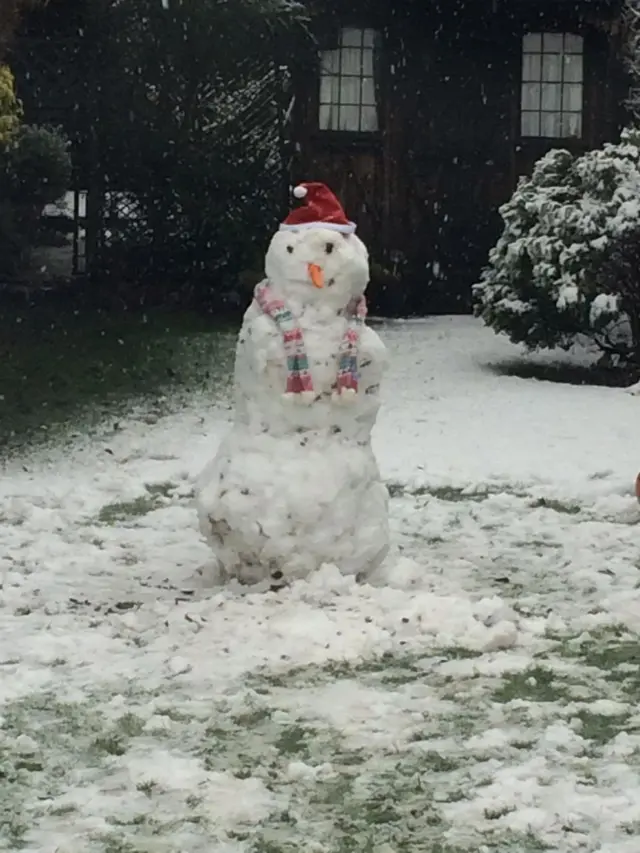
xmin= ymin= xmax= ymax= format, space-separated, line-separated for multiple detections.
xmin=97 ymin=481 xmax=190 ymax=525
xmin=479 ymin=828 xmax=553 ymax=851
xmin=528 ymin=497 xmax=581 ymax=515
xmin=252 ymin=648 xmax=482 ymax=692
xmin=558 ymin=632 xmax=640 ymax=698
xmin=97 ymin=494 xmax=163 ymax=525
xmin=409 ymin=749 xmax=461 ymax=773
xmin=0 ymin=303 xmax=236 ymax=453
xmin=387 ymin=482 xmax=511 ymax=503
xmin=492 ymin=666 xmax=572 ymax=704
xmin=274 ymin=724 xmax=317 ymax=758
xmin=576 ymin=710 xmax=631 ymax=746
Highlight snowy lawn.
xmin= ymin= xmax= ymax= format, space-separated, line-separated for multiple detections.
xmin=2 ymin=316 xmax=640 ymax=853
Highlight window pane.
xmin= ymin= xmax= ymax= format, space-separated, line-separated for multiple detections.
xmin=319 ymin=103 xmax=335 ymax=130
xmin=522 ymin=53 xmax=541 ymax=81
xmin=319 ymin=73 xmax=339 ymax=106
xmin=542 ymin=53 xmax=562 ymax=82
xmin=338 ymin=104 xmax=360 ymax=131
xmin=541 ymin=82 xmax=561 ymax=111
xmin=562 ymin=112 xmax=582 ymax=137
xmin=360 ymin=105 xmax=378 ymax=132
xmin=563 ymin=53 xmax=583 ymax=83
xmin=362 ymin=47 xmax=374 ymax=77
xmin=521 ymin=111 xmax=540 ymax=136
xmin=523 ymin=33 xmax=542 ymax=52
xmin=521 ymin=82 xmax=541 ymax=111
xmin=362 ymin=28 xmax=375 ymax=48
xmin=341 ymin=27 xmax=363 ymax=47
xmin=320 ymin=49 xmax=339 ymax=75
xmin=361 ymin=76 xmax=376 ymax=106
xmin=543 ymin=33 xmax=563 ymax=53
xmin=564 ymin=34 xmax=583 ymax=54
xmin=340 ymin=47 xmax=361 ymax=76
xmin=541 ymin=112 xmax=561 ymax=137
xmin=562 ymin=83 xmax=582 ymax=112
xmin=340 ymin=76 xmax=361 ymax=105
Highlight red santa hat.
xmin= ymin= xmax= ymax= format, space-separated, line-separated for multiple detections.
xmin=279 ymin=182 xmax=356 ymax=234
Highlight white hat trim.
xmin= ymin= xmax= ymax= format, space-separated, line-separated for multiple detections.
xmin=279 ymin=220 xmax=356 ymax=234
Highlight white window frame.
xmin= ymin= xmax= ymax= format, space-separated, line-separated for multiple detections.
xmin=520 ymin=32 xmax=584 ymax=140
xmin=318 ymin=27 xmax=379 ymax=133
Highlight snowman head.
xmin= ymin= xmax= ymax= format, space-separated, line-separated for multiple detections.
xmin=264 ymin=182 xmax=369 ymax=310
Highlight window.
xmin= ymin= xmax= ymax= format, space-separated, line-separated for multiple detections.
xmin=520 ymin=33 xmax=584 ymax=139
xmin=319 ymin=27 xmax=378 ymax=133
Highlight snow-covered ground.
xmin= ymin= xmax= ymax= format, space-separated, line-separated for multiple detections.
xmin=2 ymin=316 xmax=640 ymax=853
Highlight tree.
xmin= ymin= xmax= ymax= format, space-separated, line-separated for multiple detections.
xmin=0 ymin=64 xmax=71 ymax=279
xmin=0 ymin=0 xmax=48 ymax=60
xmin=473 ymin=132 xmax=640 ymax=365
xmin=89 ymin=0 xmax=310 ymax=303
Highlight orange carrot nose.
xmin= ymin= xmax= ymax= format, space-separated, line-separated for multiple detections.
xmin=308 ymin=262 xmax=324 ymax=288
xmin=635 ymin=473 xmax=640 ymax=502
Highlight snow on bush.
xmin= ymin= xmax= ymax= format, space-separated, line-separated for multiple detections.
xmin=474 ymin=128 xmax=640 ymax=363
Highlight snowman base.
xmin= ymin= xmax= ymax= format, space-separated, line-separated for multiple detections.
xmin=195 ymin=426 xmax=390 ymax=587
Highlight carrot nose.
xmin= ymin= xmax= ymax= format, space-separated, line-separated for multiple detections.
xmin=308 ymin=262 xmax=324 ymax=288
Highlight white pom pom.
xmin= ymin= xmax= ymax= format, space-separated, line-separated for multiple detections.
xmin=332 ymin=388 xmax=357 ymax=405
xmin=293 ymin=185 xmax=307 ymax=199
xmin=282 ymin=390 xmax=315 ymax=405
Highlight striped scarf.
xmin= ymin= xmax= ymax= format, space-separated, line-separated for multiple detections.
xmin=254 ymin=280 xmax=367 ymax=399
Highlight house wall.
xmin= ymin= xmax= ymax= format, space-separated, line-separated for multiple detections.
xmin=292 ymin=0 xmax=625 ymax=315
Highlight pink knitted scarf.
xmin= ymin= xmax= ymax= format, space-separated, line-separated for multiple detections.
xmin=254 ymin=280 xmax=367 ymax=399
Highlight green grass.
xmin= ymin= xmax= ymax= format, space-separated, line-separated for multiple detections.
xmin=0 ymin=304 xmax=236 ymax=451
xmin=4 ymin=632 xmax=640 ymax=851
xmin=95 ymin=483 xmax=183 ymax=525
xmin=492 ymin=666 xmax=572 ymax=704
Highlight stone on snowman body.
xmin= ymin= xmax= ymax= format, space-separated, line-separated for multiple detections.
xmin=196 ymin=182 xmax=389 ymax=587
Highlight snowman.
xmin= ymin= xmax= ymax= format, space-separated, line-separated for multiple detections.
xmin=195 ymin=182 xmax=389 ymax=588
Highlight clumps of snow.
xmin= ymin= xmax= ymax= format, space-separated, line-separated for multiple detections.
xmin=556 ymin=282 xmax=579 ymax=309
xmin=589 ymin=292 xmax=620 ymax=324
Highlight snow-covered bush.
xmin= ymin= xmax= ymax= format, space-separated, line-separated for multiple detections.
xmin=474 ymin=129 xmax=640 ymax=363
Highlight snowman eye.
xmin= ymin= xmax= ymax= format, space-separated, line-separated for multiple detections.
xmin=286 ymin=245 xmax=294 ymax=254
xmin=325 ymin=242 xmax=334 ymax=254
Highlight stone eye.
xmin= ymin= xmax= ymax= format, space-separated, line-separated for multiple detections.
xmin=325 ymin=242 xmax=334 ymax=254
xmin=286 ymin=245 xmax=294 ymax=254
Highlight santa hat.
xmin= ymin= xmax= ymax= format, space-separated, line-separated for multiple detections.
xmin=279 ymin=182 xmax=356 ymax=234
